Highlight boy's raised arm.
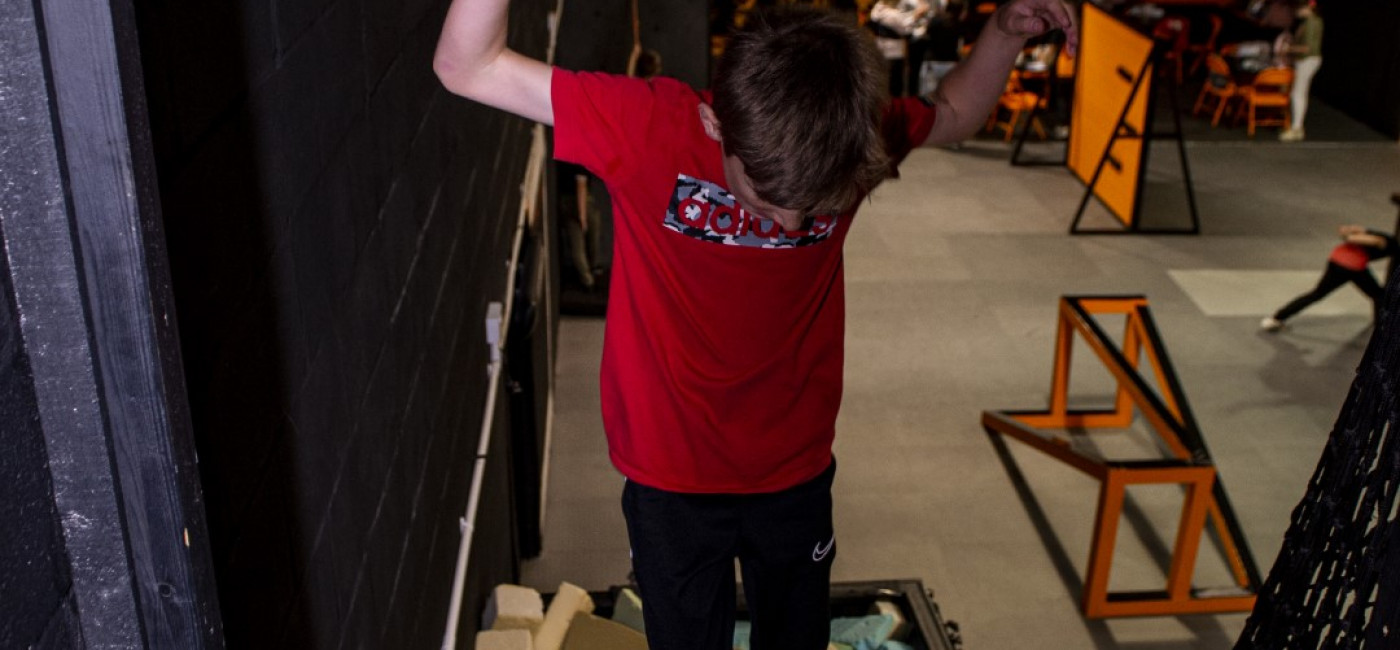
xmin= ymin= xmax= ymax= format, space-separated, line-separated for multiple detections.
xmin=433 ymin=0 xmax=555 ymax=125
xmin=924 ymin=0 xmax=1076 ymax=144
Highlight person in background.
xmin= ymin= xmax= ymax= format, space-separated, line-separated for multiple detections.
xmin=869 ymin=0 xmax=935 ymax=95
xmin=435 ymin=1 xmax=1075 ymax=647
xmin=561 ymin=50 xmax=661 ymax=297
xmin=1279 ymin=0 xmax=1322 ymax=142
xmin=1261 ymin=224 xmax=1396 ymax=331
xmin=560 ymin=164 xmax=605 ymax=292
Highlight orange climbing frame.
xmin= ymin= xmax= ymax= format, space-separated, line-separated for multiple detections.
xmin=982 ymin=295 xmax=1260 ymax=618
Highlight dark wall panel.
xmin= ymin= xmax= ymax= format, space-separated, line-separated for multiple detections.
xmin=0 ymin=217 xmax=76 ymax=650
xmin=134 ymin=0 xmax=553 ymax=646
xmin=556 ymin=0 xmax=634 ymax=75
xmin=642 ymin=1 xmax=711 ymax=88
xmin=1314 ymin=0 xmax=1400 ymax=139
xmin=556 ymin=0 xmax=709 ymax=87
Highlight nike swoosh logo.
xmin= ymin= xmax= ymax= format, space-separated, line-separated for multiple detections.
xmin=812 ymin=536 xmax=835 ymax=562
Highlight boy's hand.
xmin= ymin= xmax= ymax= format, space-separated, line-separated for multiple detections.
xmin=995 ymin=0 xmax=1079 ymax=54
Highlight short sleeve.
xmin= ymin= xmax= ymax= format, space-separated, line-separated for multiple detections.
xmin=882 ymin=97 xmax=938 ymax=174
xmin=551 ymin=70 xmax=657 ymax=183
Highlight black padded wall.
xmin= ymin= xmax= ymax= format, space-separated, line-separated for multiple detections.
xmin=0 ymin=10 xmax=74 ymax=645
xmin=643 ymin=1 xmax=710 ymax=88
xmin=556 ymin=0 xmax=709 ymax=88
xmin=133 ymin=0 xmax=552 ymax=646
xmin=3 ymin=0 xmax=220 ymax=644
xmin=1313 ymin=0 xmax=1400 ymax=140
xmin=0 ymin=222 xmax=79 ymax=650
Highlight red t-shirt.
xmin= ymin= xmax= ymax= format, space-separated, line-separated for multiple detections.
xmin=1329 ymin=243 xmax=1370 ymax=271
xmin=552 ymin=69 xmax=936 ymax=493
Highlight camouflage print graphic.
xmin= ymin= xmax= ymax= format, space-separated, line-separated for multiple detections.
xmin=663 ymin=174 xmax=838 ymax=249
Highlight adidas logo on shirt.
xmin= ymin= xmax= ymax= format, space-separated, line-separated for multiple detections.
xmin=663 ymin=173 xmax=837 ymax=249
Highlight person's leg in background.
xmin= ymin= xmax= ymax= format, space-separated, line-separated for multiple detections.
xmin=874 ymin=35 xmax=910 ymax=97
xmin=1263 ymin=262 xmax=1350 ymax=330
xmin=622 ymin=480 xmax=740 ymax=650
xmin=1282 ymin=55 xmax=1321 ymax=141
xmin=888 ymin=55 xmax=908 ymax=96
xmin=582 ymin=191 xmax=606 ymax=286
xmin=738 ymin=461 xmax=837 ymax=650
xmin=906 ymin=35 xmax=931 ymax=95
xmin=562 ymin=170 xmax=596 ymax=289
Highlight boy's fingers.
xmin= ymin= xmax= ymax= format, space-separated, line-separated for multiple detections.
xmin=1013 ymin=14 xmax=1045 ymax=35
xmin=1002 ymin=0 xmax=1078 ymax=46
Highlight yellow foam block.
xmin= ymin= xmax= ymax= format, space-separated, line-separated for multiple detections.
xmin=475 ymin=629 xmax=533 ymax=650
xmin=870 ymin=599 xmax=911 ymax=641
xmin=532 ymin=583 xmax=596 ymax=650
xmin=610 ymin=587 xmax=645 ymax=634
xmin=484 ymin=584 xmax=545 ymax=632
xmin=561 ymin=611 xmax=648 ymax=650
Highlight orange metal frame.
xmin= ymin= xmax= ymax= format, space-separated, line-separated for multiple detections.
xmin=982 ymin=295 xmax=1260 ymax=618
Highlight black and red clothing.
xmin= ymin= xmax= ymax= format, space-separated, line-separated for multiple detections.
xmin=551 ymin=68 xmax=936 ymax=649
xmin=1274 ymin=232 xmax=1397 ymax=323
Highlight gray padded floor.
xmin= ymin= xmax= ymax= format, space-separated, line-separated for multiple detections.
xmin=523 ymin=134 xmax=1400 ymax=649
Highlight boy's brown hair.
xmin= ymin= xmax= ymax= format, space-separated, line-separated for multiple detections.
xmin=711 ymin=8 xmax=890 ymax=216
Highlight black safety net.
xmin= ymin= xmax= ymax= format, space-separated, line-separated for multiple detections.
xmin=1236 ymin=266 xmax=1400 ymax=649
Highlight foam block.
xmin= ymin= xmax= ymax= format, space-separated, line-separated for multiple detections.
xmin=829 ymin=614 xmax=896 ymax=650
xmin=475 ymin=629 xmax=533 ymax=650
xmin=533 ymin=583 xmax=596 ymax=650
xmin=610 ymin=587 xmax=646 ymax=634
xmin=483 ymin=584 xmax=545 ymax=632
xmin=560 ymin=611 xmax=647 ymax=650
xmin=868 ymin=600 xmax=910 ymax=641
xmin=733 ymin=620 xmax=752 ymax=650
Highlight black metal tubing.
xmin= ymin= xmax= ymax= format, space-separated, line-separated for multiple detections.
xmin=1011 ymin=36 xmax=1070 ymax=168
xmin=1071 ymin=40 xmax=1200 ymax=235
xmin=1064 ymin=298 xmax=1261 ymax=587
xmin=1388 ymin=192 xmax=1400 ymax=282
xmin=1130 ymin=304 xmax=1262 ymax=586
xmin=1071 ymin=53 xmax=1152 ymax=233
xmin=999 ymin=296 xmax=1264 ymax=590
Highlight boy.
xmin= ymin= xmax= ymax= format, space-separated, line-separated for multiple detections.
xmin=435 ymin=1 xmax=1076 ymax=648
xmin=1261 ymin=224 xmax=1396 ymax=331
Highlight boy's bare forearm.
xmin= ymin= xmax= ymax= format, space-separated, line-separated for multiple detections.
xmin=434 ymin=0 xmax=555 ymax=124
xmin=926 ymin=21 xmax=1025 ymax=143
xmin=924 ymin=0 xmax=1076 ymax=144
xmin=1346 ymin=233 xmax=1389 ymax=249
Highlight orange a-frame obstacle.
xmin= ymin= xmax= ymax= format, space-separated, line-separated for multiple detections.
xmin=982 ymin=295 xmax=1260 ymax=618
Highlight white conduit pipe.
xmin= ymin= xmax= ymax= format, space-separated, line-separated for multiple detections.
xmin=442 ymin=121 xmax=548 ymax=650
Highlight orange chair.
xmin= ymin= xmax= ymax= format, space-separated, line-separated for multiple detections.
xmin=1192 ymin=53 xmax=1239 ymax=127
xmin=1186 ymin=14 xmax=1224 ymax=77
xmin=1056 ymin=47 xmax=1076 ymax=80
xmin=986 ymin=72 xmax=1046 ymax=142
xmin=1235 ymin=67 xmax=1293 ymax=136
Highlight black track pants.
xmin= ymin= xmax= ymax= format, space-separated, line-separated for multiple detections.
xmin=621 ymin=460 xmax=836 ymax=650
xmin=1275 ymin=262 xmax=1384 ymax=322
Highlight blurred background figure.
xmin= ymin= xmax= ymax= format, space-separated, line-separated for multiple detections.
xmin=868 ymin=0 xmax=935 ymax=96
xmin=1261 ymin=224 xmax=1396 ymax=331
xmin=1279 ymin=0 xmax=1322 ymax=142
